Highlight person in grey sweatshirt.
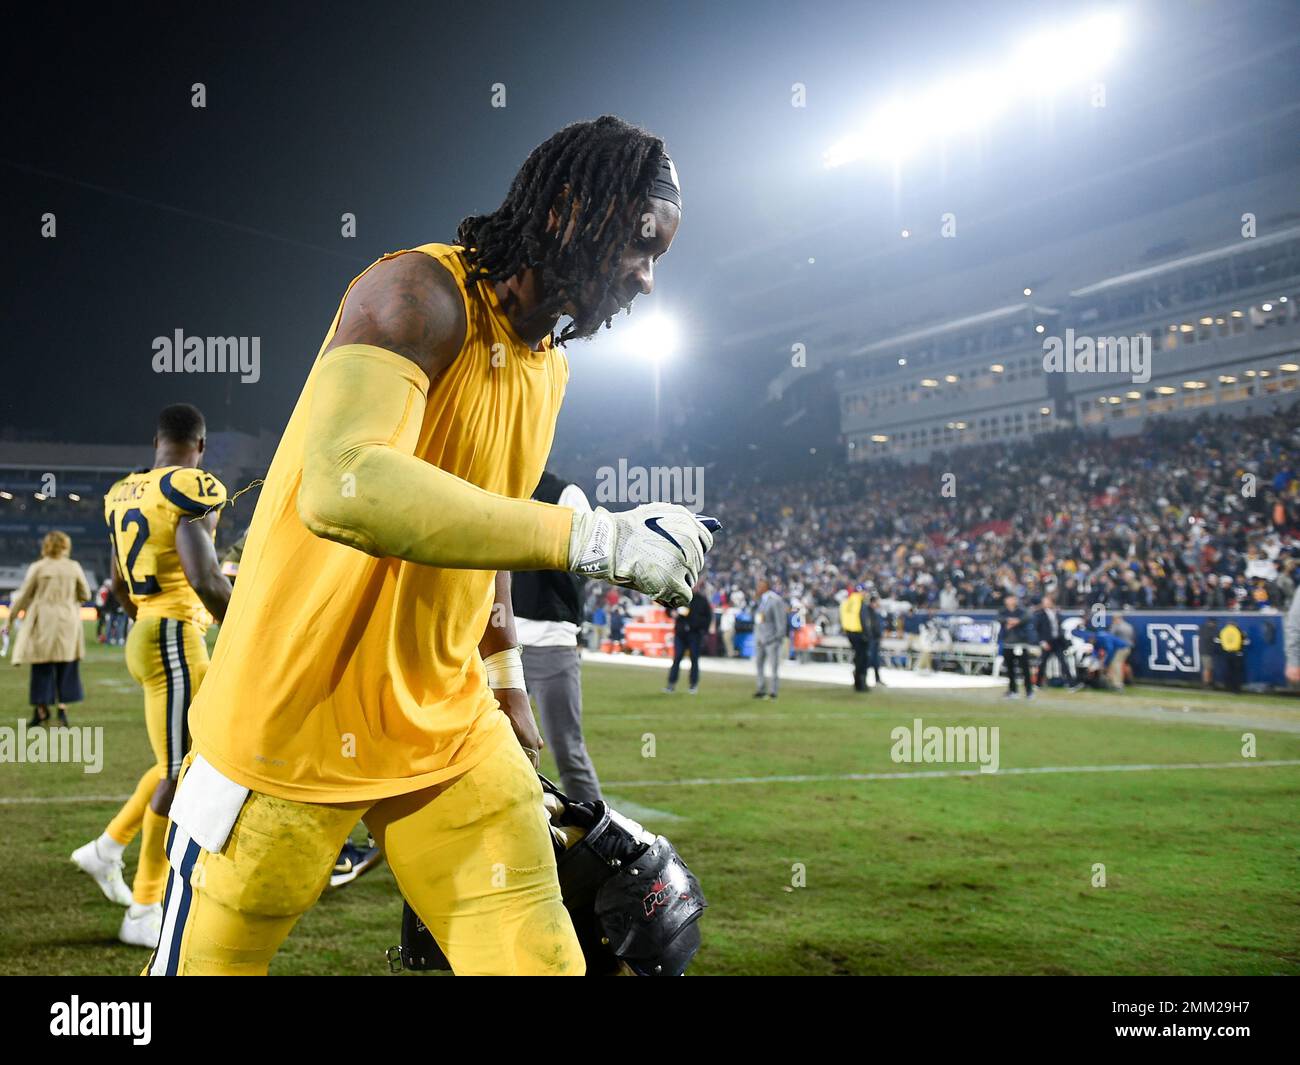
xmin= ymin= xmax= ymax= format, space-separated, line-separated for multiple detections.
xmin=752 ymin=578 xmax=787 ymax=699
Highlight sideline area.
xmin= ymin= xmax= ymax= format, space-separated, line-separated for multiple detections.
xmin=581 ymin=650 xmax=1005 ymax=689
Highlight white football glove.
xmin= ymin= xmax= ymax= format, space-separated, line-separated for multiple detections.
xmin=567 ymin=503 xmax=719 ymax=608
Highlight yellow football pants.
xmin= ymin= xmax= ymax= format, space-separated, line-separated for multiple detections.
xmin=106 ymin=764 xmax=160 ymax=848
xmin=148 ymin=731 xmax=584 ymax=976
xmin=108 ymin=616 xmax=209 ymax=904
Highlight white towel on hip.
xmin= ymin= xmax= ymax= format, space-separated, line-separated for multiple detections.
xmin=168 ymin=754 xmax=251 ymax=854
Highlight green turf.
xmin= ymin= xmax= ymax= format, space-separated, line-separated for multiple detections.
xmin=2 ymin=624 xmax=1298 ymax=975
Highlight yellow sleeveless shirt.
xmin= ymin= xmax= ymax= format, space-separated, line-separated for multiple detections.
xmin=190 ymin=243 xmax=569 ymax=802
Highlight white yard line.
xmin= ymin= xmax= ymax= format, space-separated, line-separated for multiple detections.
xmin=0 ymin=794 xmax=132 ymax=805
xmin=597 ymin=711 xmax=864 ymax=720
xmin=7 ymin=758 xmax=1298 ymax=805
xmin=599 ymin=797 xmax=685 ymax=822
xmin=593 ymin=707 xmax=1300 ymax=734
xmin=603 ymin=759 xmax=1300 ymax=789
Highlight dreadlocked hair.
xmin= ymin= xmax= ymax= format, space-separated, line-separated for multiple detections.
xmin=456 ymin=115 xmax=668 ymax=344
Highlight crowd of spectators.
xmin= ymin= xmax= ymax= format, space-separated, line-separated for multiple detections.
xmin=701 ymin=404 xmax=1300 ymax=633
xmin=9 ymin=407 xmax=1297 ymax=649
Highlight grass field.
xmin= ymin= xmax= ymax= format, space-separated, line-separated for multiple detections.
xmin=3 ymin=624 xmax=1299 ymax=975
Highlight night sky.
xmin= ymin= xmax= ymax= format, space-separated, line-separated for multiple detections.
xmin=3 ymin=0 xmax=1298 ymax=452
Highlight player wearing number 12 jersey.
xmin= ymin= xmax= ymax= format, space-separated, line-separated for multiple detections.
xmin=70 ymin=403 xmax=232 ymax=949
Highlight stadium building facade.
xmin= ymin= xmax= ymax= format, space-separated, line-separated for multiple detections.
xmin=0 ymin=431 xmax=271 ymax=593
xmin=830 ymin=176 xmax=1300 ymax=463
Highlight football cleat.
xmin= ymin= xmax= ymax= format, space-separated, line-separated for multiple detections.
xmin=71 ymin=839 xmax=133 ymax=906
xmin=330 ymin=839 xmax=383 ymax=888
xmin=119 ymin=902 xmax=163 ymax=948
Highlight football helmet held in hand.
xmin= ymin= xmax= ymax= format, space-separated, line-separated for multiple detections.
xmin=389 ymin=775 xmax=707 ymax=976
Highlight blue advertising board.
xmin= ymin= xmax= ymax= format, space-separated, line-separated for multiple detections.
xmin=906 ymin=610 xmax=1289 ymax=689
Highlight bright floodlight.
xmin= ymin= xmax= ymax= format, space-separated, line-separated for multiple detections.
xmin=623 ymin=312 xmax=678 ymax=362
xmin=825 ymin=102 xmax=924 ymax=169
xmin=824 ymin=9 xmax=1126 ymax=168
xmin=867 ymin=99 xmax=927 ymax=164
xmin=1014 ymin=11 xmax=1125 ymax=94
xmin=1077 ymin=10 xmax=1126 ymax=67
xmin=824 ymin=132 xmax=869 ymax=170
xmin=1013 ymin=28 xmax=1074 ymax=95
xmin=922 ymin=70 xmax=1014 ymax=139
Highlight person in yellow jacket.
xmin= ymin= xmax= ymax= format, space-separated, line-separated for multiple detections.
xmin=840 ymin=584 xmax=867 ymax=691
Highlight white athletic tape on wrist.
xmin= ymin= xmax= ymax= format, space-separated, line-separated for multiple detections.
xmin=484 ymin=646 xmax=526 ymax=692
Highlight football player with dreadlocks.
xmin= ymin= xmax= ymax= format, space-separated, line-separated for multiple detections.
xmin=150 ymin=116 xmax=716 ymax=975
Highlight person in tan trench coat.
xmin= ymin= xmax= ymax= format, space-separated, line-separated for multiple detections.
xmin=3 ymin=530 xmax=91 ymax=725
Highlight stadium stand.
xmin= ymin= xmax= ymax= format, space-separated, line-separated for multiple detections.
xmin=706 ymin=406 xmax=1299 ymax=622
xmin=0 ymin=432 xmax=268 ymax=595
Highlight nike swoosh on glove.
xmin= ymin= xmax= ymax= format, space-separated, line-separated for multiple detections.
xmin=567 ymin=503 xmax=718 ymax=608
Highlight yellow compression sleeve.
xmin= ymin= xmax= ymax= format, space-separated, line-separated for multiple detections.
xmin=298 ymin=344 xmax=573 ymax=570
